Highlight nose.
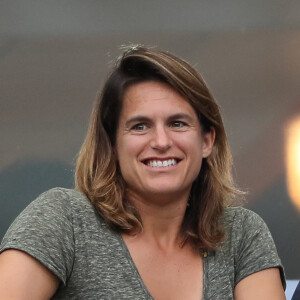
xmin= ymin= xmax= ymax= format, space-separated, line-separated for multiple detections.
xmin=150 ymin=125 xmax=172 ymax=151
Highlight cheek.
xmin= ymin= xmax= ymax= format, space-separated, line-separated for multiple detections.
xmin=175 ymin=132 xmax=203 ymax=153
xmin=116 ymin=136 xmax=147 ymax=170
xmin=176 ymin=133 xmax=204 ymax=168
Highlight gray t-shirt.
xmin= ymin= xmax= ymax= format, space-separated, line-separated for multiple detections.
xmin=0 ymin=188 xmax=285 ymax=299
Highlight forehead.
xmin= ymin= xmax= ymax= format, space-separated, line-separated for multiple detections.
xmin=121 ymin=81 xmax=197 ymax=118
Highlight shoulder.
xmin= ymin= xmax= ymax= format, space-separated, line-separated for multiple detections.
xmin=0 ymin=187 xmax=98 ymax=254
xmin=221 ymin=206 xmax=275 ymax=254
xmin=220 ymin=206 xmax=285 ymax=288
xmin=22 ymin=187 xmax=95 ymax=218
xmin=221 ymin=206 xmax=268 ymax=234
xmin=0 ymin=187 xmax=92 ymax=246
xmin=222 ymin=205 xmax=262 ymax=222
xmin=221 ymin=206 xmax=272 ymax=242
xmin=30 ymin=187 xmax=89 ymax=207
xmin=0 ymin=188 xmax=99 ymax=284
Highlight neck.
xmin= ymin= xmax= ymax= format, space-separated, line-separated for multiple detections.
xmin=125 ymin=189 xmax=190 ymax=250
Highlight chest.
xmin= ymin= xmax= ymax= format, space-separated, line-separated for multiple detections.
xmin=123 ymin=238 xmax=204 ymax=300
xmin=53 ymin=224 xmax=235 ymax=300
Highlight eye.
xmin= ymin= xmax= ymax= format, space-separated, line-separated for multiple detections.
xmin=132 ymin=123 xmax=148 ymax=131
xmin=170 ymin=121 xmax=186 ymax=128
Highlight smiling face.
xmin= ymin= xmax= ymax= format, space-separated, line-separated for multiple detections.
xmin=116 ymin=81 xmax=214 ymax=203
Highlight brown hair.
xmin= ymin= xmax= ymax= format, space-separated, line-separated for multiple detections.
xmin=75 ymin=45 xmax=241 ymax=251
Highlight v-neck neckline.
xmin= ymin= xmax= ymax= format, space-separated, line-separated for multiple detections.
xmin=117 ymin=233 xmax=154 ymax=299
xmin=116 ymin=233 xmax=207 ymax=300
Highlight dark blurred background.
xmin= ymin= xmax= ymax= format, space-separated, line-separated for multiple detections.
xmin=0 ymin=0 xmax=299 ymax=279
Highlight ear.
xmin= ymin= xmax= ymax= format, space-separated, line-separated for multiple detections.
xmin=202 ymin=127 xmax=215 ymax=158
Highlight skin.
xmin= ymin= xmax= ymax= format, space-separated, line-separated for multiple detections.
xmin=0 ymin=249 xmax=59 ymax=299
xmin=234 ymin=268 xmax=286 ymax=300
xmin=116 ymin=81 xmax=214 ymax=206
xmin=0 ymin=80 xmax=285 ymax=299
xmin=117 ymin=81 xmax=215 ymax=300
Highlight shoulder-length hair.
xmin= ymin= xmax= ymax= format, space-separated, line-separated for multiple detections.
xmin=75 ymin=45 xmax=241 ymax=251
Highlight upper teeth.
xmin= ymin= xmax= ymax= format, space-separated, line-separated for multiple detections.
xmin=148 ymin=159 xmax=177 ymax=167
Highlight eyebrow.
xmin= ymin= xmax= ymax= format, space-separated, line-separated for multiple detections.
xmin=124 ymin=113 xmax=195 ymax=127
xmin=124 ymin=115 xmax=151 ymax=128
xmin=168 ymin=113 xmax=194 ymax=123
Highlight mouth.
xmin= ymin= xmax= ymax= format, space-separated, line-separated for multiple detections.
xmin=142 ymin=158 xmax=180 ymax=168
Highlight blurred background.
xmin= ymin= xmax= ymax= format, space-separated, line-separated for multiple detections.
xmin=0 ymin=0 xmax=299 ymax=280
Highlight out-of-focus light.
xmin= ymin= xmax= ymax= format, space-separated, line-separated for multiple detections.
xmin=285 ymin=116 xmax=300 ymax=212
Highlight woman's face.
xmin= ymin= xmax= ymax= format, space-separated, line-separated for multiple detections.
xmin=116 ymin=81 xmax=214 ymax=202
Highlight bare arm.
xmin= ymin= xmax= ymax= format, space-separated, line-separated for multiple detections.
xmin=0 ymin=249 xmax=59 ymax=300
xmin=234 ymin=268 xmax=286 ymax=300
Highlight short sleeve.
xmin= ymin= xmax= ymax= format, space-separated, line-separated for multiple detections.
xmin=0 ymin=188 xmax=75 ymax=285
xmin=233 ymin=208 xmax=286 ymax=289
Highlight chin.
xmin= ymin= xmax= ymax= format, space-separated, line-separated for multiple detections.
xmin=142 ymin=183 xmax=190 ymax=197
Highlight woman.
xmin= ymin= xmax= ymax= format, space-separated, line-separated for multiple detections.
xmin=0 ymin=46 xmax=286 ymax=299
